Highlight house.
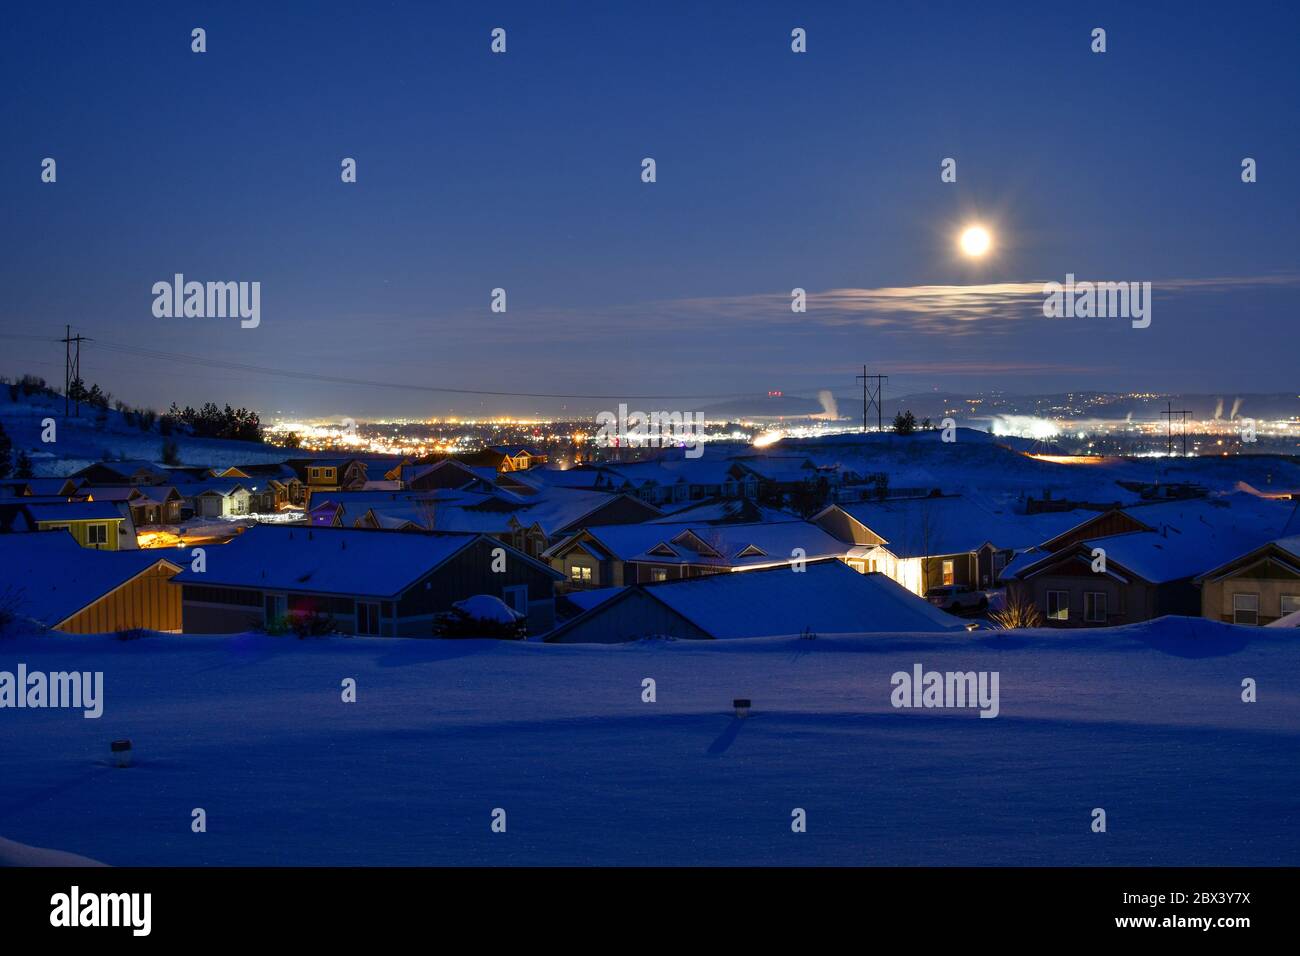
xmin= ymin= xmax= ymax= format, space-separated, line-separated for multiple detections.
xmin=22 ymin=501 xmax=136 ymax=550
xmin=129 ymin=486 xmax=184 ymax=526
xmin=1195 ymin=535 xmax=1300 ymax=625
xmin=1004 ymin=494 xmax=1298 ymax=627
xmin=0 ymin=533 xmax=182 ymax=633
xmin=464 ymin=445 xmax=547 ymax=473
xmin=542 ymin=519 xmax=852 ymax=588
xmin=173 ymin=524 xmax=564 ymax=636
xmin=545 ymin=559 xmax=970 ymax=643
xmin=212 ymin=464 xmax=305 ymax=509
xmin=173 ymin=481 xmax=252 ymax=518
xmin=342 ymin=486 xmax=662 ymax=558
xmin=77 ymin=485 xmax=182 ymax=529
xmin=813 ymin=496 xmax=1092 ymax=595
xmin=402 ymin=459 xmax=497 ymax=493
xmin=287 ymin=458 xmax=369 ymax=498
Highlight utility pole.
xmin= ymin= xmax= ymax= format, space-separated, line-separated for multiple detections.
xmin=59 ymin=325 xmax=91 ymax=417
xmin=1160 ymin=401 xmax=1192 ymax=456
xmin=857 ymin=372 xmax=887 ymax=432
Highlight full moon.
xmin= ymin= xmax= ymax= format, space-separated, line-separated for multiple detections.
xmin=960 ymin=225 xmax=992 ymax=257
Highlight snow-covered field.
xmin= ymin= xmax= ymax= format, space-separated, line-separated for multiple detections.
xmin=0 ymin=390 xmax=298 ymax=476
xmin=2 ymin=618 xmax=1297 ymax=866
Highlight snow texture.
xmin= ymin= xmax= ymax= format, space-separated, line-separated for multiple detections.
xmin=1 ymin=617 xmax=1295 ymax=866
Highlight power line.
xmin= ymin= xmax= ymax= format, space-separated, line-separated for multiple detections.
xmin=0 ymin=332 xmax=772 ymax=403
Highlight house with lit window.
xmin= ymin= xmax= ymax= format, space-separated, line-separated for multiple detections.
xmin=1195 ymin=535 xmax=1300 ymax=626
xmin=173 ymin=481 xmax=252 ymax=519
xmin=812 ymin=496 xmax=1092 ymax=596
xmin=212 ymin=464 xmax=305 ymax=509
xmin=287 ymin=458 xmax=369 ymax=501
xmin=545 ymin=559 xmax=969 ymax=643
xmin=174 ymin=524 xmax=564 ymax=637
xmin=542 ymin=519 xmax=852 ymax=589
xmin=1003 ymin=494 xmax=1298 ymax=627
xmin=23 ymin=500 xmax=136 ymax=550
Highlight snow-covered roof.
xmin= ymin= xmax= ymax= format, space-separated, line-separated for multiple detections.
xmin=546 ymin=520 xmax=850 ymax=567
xmin=1025 ymin=495 xmax=1298 ymax=584
xmin=172 ymin=480 xmax=249 ymax=497
xmin=831 ymin=497 xmax=1096 ymax=558
xmin=549 ymin=560 xmax=970 ymax=641
xmin=650 ymin=498 xmax=792 ymax=523
xmin=644 ymin=561 xmax=969 ymax=638
xmin=0 ymin=533 xmax=179 ymax=628
xmin=24 ymin=501 xmax=126 ymax=523
xmin=173 ymin=525 xmax=557 ymax=597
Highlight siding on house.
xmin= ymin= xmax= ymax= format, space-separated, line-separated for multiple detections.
xmin=59 ymin=562 xmax=182 ymax=633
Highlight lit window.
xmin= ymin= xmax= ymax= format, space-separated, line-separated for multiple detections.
xmin=942 ymin=559 xmax=955 ymax=586
xmin=1047 ymin=590 xmax=1069 ymax=621
xmin=651 ymin=568 xmax=668 ymax=582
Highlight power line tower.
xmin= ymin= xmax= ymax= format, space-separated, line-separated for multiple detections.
xmin=60 ymin=325 xmax=92 ymax=417
xmin=1160 ymin=401 xmax=1192 ymax=456
xmin=855 ymin=368 xmax=887 ymax=432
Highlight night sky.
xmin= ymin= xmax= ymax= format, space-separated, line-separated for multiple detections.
xmin=2 ymin=1 xmax=1296 ymax=419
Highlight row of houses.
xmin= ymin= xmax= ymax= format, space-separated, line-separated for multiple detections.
xmin=5 ymin=441 xmax=1299 ymax=639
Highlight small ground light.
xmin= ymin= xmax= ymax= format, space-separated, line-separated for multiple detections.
xmin=733 ymin=698 xmax=751 ymax=718
xmin=110 ymin=740 xmax=132 ymax=768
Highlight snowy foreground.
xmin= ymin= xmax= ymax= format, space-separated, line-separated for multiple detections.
xmin=1 ymin=619 xmax=1297 ymax=866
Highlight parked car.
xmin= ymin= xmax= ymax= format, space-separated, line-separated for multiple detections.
xmin=926 ymin=585 xmax=988 ymax=613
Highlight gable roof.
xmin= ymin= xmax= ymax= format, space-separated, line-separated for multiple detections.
xmin=172 ymin=524 xmax=561 ymax=597
xmin=826 ymin=497 xmax=1098 ymax=558
xmin=0 ymin=533 xmax=180 ymax=629
xmin=1015 ymin=495 xmax=1299 ymax=585
xmin=547 ymin=560 xmax=968 ymax=641
xmin=544 ymin=520 xmax=849 ymax=568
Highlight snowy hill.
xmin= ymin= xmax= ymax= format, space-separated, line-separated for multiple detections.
xmin=1 ymin=618 xmax=1296 ymax=866
xmin=758 ymin=430 xmax=1300 ymax=505
xmin=0 ymin=387 xmax=301 ymax=476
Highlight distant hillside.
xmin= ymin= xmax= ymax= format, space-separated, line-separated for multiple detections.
xmin=700 ymin=391 xmax=1300 ymax=425
xmin=0 ymin=385 xmax=300 ymax=478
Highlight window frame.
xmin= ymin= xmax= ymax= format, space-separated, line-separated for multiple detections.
xmin=1233 ymin=592 xmax=1260 ymax=626
xmin=1046 ymin=589 xmax=1069 ymax=621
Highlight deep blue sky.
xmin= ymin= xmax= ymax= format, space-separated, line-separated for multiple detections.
xmin=2 ymin=1 xmax=1297 ymax=419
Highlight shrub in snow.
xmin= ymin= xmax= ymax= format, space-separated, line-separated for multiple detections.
xmin=435 ymin=595 xmax=526 ymax=640
xmin=262 ymin=611 xmax=337 ymax=639
xmin=990 ymin=585 xmax=1043 ymax=629
xmin=114 ymin=628 xmax=152 ymax=642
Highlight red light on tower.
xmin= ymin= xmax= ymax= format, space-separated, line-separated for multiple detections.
xmin=767 ymin=390 xmax=783 ymax=398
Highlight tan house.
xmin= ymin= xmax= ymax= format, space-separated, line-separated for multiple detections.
xmin=1196 ymin=535 xmax=1300 ymax=625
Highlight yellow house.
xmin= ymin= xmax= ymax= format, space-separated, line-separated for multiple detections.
xmin=0 ymin=533 xmax=181 ymax=633
xmin=25 ymin=501 xmax=132 ymax=551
